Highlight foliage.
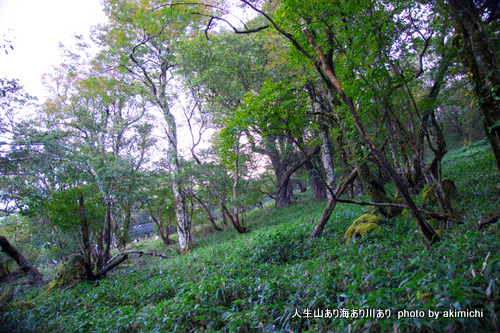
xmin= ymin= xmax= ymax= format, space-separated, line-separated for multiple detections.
xmin=2 ymin=142 xmax=499 ymax=332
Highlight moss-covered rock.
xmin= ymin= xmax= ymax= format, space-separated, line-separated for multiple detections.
xmin=422 ymin=178 xmax=459 ymax=208
xmin=344 ymin=214 xmax=384 ymax=244
xmin=422 ymin=185 xmax=437 ymax=207
xmin=46 ymin=255 xmax=87 ymax=292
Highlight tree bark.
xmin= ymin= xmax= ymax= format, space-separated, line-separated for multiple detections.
xmin=318 ymin=124 xmax=336 ymax=201
xmin=164 ymin=110 xmax=191 ymax=251
xmin=449 ymin=0 xmax=500 ymax=172
xmin=0 ymin=236 xmax=44 ymax=283
xmin=309 ymin=169 xmax=358 ymax=239
xmin=78 ymin=189 xmax=96 ymax=281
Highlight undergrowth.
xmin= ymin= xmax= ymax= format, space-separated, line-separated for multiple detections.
xmin=1 ymin=140 xmax=499 ymax=332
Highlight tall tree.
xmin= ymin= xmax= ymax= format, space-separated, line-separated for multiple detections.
xmin=448 ymin=0 xmax=500 ymax=172
xmin=96 ymin=0 xmax=214 ymax=250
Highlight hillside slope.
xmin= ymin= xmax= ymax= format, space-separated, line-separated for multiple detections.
xmin=1 ymin=139 xmax=500 ymax=333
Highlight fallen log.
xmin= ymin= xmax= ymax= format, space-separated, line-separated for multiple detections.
xmin=105 ymin=250 xmax=173 ymax=267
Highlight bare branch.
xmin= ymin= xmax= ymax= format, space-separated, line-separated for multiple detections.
xmin=477 ymin=212 xmax=500 ymax=231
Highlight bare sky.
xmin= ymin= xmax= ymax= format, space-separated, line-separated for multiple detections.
xmin=0 ymin=0 xmax=108 ymax=99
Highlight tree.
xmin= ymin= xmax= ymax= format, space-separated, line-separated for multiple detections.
xmin=96 ymin=0 xmax=215 ymax=251
xmin=41 ymin=65 xmax=154 ymax=267
xmin=140 ymin=172 xmax=177 ymax=245
xmin=235 ymin=79 xmax=320 ymax=207
xmin=236 ymin=0 xmax=441 ymax=243
xmin=448 ymin=0 xmax=500 ymax=172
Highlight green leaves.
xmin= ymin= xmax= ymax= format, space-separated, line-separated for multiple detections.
xmin=46 ymin=185 xmax=105 ymax=232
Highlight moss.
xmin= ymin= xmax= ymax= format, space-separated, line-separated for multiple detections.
xmin=422 ymin=179 xmax=459 ymax=208
xmin=386 ymin=197 xmax=406 ymax=218
xmin=344 ymin=214 xmax=384 ymax=244
xmin=422 ymin=185 xmax=437 ymax=207
xmin=435 ymin=229 xmax=444 ymax=239
xmin=46 ymin=255 xmax=87 ymax=292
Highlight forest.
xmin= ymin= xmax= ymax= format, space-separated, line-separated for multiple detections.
xmin=0 ymin=0 xmax=499 ymax=331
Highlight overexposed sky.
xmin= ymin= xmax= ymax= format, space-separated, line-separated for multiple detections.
xmin=0 ymin=0 xmax=108 ymax=99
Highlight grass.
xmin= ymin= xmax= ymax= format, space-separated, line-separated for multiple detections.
xmin=1 ymin=139 xmax=500 ymax=332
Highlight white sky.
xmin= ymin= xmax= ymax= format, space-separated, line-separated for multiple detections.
xmin=0 ymin=0 xmax=108 ymax=99
xmin=0 ymin=0 xmax=254 ymax=157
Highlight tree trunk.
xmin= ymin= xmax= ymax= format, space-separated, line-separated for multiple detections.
xmin=78 ymin=189 xmax=96 ymax=281
xmin=191 ymin=191 xmax=223 ymax=231
xmin=0 ymin=261 xmax=8 ymax=280
xmin=164 ymin=110 xmax=191 ymax=251
xmin=305 ymin=82 xmax=336 ymax=200
xmin=307 ymin=160 xmax=327 ymax=201
xmin=104 ymin=201 xmax=112 ymax=268
xmin=303 ymin=27 xmax=440 ymax=244
xmin=309 ymin=169 xmax=358 ymax=238
xmin=190 ymin=149 xmax=246 ymax=233
xmin=232 ymin=136 xmax=242 ymax=221
xmin=275 ymin=170 xmax=292 ymax=207
xmin=351 ymin=142 xmax=399 ymax=217
xmin=319 ymin=124 xmax=336 ymax=201
xmin=296 ymin=179 xmax=307 ymax=192
xmin=117 ymin=205 xmax=131 ymax=250
xmin=449 ymin=0 xmax=500 ymax=172
xmin=0 ymin=236 xmax=44 ymax=283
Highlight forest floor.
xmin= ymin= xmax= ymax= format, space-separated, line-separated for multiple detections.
xmin=1 ymin=139 xmax=500 ymax=332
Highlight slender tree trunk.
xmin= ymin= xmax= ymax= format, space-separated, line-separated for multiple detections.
xmin=190 ymin=149 xmax=246 ymax=233
xmin=233 ymin=137 xmax=241 ymax=219
xmin=305 ymin=83 xmax=336 ymax=200
xmin=351 ymin=141 xmax=399 ymax=217
xmin=104 ymin=201 xmax=112 ymax=266
xmin=303 ymin=28 xmax=439 ymax=244
xmin=164 ymin=110 xmax=191 ymax=251
xmin=118 ymin=205 xmax=131 ymax=249
xmin=310 ymin=169 xmax=358 ymax=238
xmin=191 ymin=191 xmax=223 ymax=231
xmin=319 ymin=124 xmax=336 ymax=201
xmin=389 ymin=140 xmax=402 ymax=177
